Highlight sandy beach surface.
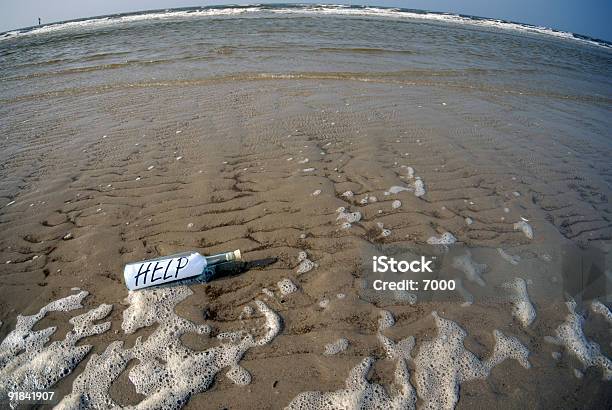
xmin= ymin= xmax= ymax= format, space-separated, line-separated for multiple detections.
xmin=1 ymin=6 xmax=611 ymax=409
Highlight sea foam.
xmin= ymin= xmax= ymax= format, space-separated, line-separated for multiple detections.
xmin=503 ymin=277 xmax=536 ymax=327
xmin=452 ymin=250 xmax=486 ymax=286
xmin=546 ymin=299 xmax=611 ymax=380
xmin=57 ymin=287 xmax=282 ymax=408
xmin=413 ymin=312 xmax=530 ymax=409
xmin=0 ymin=291 xmax=112 ymax=409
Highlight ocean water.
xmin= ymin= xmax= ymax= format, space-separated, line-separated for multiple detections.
xmin=1 ymin=4 xmax=611 ymax=104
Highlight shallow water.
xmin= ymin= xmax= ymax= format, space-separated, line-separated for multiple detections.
xmin=1 ymin=5 xmax=611 ymax=103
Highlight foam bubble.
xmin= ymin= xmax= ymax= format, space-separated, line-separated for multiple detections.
xmin=323 ymin=338 xmax=349 ymax=355
xmin=546 ymin=299 xmax=611 ymax=380
xmin=226 ymin=364 xmax=252 ymax=385
xmin=0 ymin=291 xmax=112 ymax=408
xmin=591 ymin=300 xmax=612 ymax=324
xmin=452 ymin=251 xmax=486 ymax=286
xmin=312 ymin=189 xmax=321 ymax=196
xmin=286 ymin=357 xmax=416 ymax=410
xmin=414 ymin=178 xmax=426 ymax=197
xmin=503 ymin=278 xmax=536 ymax=327
xmin=427 ymin=232 xmax=456 ymax=245
xmin=58 ymin=288 xmax=282 ymax=408
xmin=413 ymin=312 xmax=530 ymax=409
xmin=375 ymin=221 xmax=392 ymax=238
xmin=342 ymin=190 xmax=354 ymax=198
xmin=389 ymin=185 xmax=412 ymax=194
xmin=378 ymin=332 xmax=414 ymax=362
xmin=296 ymin=251 xmax=315 ymax=274
xmin=240 ymin=305 xmax=254 ymax=319
xmin=497 ymin=248 xmax=521 ymax=265
xmin=513 ymin=220 xmax=533 ymax=239
xmin=278 ymin=278 xmax=298 ymax=295
xmin=392 ymin=200 xmax=401 ymax=209
xmin=378 ymin=310 xmax=395 ymax=331
xmin=336 ymin=208 xmax=361 ymax=224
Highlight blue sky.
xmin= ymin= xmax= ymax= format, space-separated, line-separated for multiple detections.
xmin=1 ymin=1 xmax=611 ymax=41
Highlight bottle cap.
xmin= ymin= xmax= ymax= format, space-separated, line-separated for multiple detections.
xmin=233 ymin=249 xmax=242 ymax=261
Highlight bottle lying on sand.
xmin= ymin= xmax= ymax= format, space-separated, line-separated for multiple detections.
xmin=123 ymin=249 xmax=242 ymax=290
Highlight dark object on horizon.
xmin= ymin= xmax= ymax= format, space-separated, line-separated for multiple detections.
xmin=38 ymin=17 xmax=41 ymax=26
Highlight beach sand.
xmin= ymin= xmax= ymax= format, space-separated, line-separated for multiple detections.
xmin=1 ymin=75 xmax=611 ymax=408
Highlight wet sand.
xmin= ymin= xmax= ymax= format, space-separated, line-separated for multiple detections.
xmin=1 ymin=76 xmax=611 ymax=408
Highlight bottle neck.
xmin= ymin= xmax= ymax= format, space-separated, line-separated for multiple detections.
xmin=204 ymin=250 xmax=241 ymax=266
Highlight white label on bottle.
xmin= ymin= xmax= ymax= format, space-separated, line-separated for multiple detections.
xmin=123 ymin=253 xmax=207 ymax=290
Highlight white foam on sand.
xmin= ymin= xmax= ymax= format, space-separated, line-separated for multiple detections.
xmin=374 ymin=221 xmax=392 ymax=238
xmin=392 ymin=200 xmax=401 ymax=209
xmin=278 ymin=278 xmax=298 ymax=295
xmin=57 ymin=287 xmax=282 ymax=409
xmin=452 ymin=250 xmax=486 ymax=286
xmin=286 ymin=356 xmax=416 ymax=410
xmin=546 ymin=299 xmax=612 ymax=380
xmin=413 ymin=312 xmax=530 ymax=409
xmin=296 ymin=250 xmax=315 ymax=274
xmin=378 ymin=310 xmax=395 ymax=331
xmin=378 ymin=328 xmax=415 ymax=361
xmin=413 ymin=178 xmax=426 ymax=197
xmin=0 ymin=291 xmax=112 ymax=408
xmin=323 ymin=338 xmax=349 ymax=356
xmin=389 ymin=168 xmax=425 ymax=199
xmin=497 ymin=248 xmax=521 ymax=265
xmin=503 ymin=277 xmax=536 ymax=327
xmin=336 ymin=207 xmax=362 ymax=225
xmin=513 ymin=220 xmax=534 ymax=239
xmin=240 ymin=305 xmax=254 ymax=319
xmin=427 ymin=232 xmax=457 ymax=245
xmin=591 ymin=300 xmax=612 ymax=324
xmin=389 ymin=185 xmax=412 ymax=194
xmin=288 ymin=309 xmax=529 ymax=410
xmin=376 ymin=314 xmax=414 ymax=365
